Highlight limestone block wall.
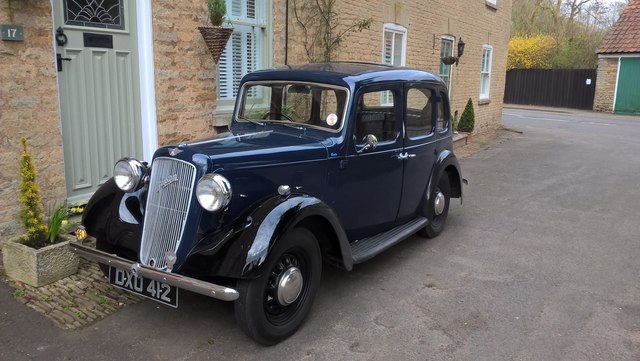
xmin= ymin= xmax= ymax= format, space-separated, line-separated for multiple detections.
xmin=593 ymin=57 xmax=618 ymax=113
xmin=0 ymin=1 xmax=66 ymax=238
xmin=152 ymin=1 xmax=220 ymax=145
xmin=279 ymin=0 xmax=512 ymax=133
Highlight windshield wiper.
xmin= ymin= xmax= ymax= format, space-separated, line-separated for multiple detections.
xmin=237 ymin=117 xmax=265 ymax=126
xmin=269 ymin=121 xmax=305 ymax=130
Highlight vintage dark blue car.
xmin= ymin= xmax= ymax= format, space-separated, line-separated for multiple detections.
xmin=70 ymin=62 xmax=463 ymax=345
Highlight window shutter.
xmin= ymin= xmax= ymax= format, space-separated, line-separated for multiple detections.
xmin=218 ymin=0 xmax=267 ymax=103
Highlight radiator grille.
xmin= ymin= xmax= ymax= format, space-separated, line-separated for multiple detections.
xmin=140 ymin=157 xmax=196 ymax=270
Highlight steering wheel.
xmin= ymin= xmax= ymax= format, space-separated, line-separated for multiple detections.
xmin=262 ymin=112 xmax=294 ymax=122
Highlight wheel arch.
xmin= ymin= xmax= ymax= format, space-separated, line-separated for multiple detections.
xmin=428 ymin=149 xmax=463 ymax=204
xmin=209 ymin=194 xmax=353 ymax=280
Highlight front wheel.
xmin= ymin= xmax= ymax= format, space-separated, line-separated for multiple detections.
xmin=419 ymin=173 xmax=451 ymax=238
xmin=234 ymin=227 xmax=322 ymax=345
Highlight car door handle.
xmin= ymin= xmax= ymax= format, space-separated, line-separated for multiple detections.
xmin=395 ymin=152 xmax=415 ymax=160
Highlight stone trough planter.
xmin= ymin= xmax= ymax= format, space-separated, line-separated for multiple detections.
xmin=2 ymin=234 xmax=79 ymax=287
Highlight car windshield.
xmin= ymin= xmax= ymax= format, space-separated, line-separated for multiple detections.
xmin=237 ymin=82 xmax=348 ymax=132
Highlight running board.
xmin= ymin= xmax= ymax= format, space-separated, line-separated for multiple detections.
xmin=351 ymin=217 xmax=428 ymax=264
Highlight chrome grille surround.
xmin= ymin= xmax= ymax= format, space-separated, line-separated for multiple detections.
xmin=140 ymin=157 xmax=197 ymax=270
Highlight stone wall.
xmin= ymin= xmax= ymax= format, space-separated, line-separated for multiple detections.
xmin=0 ymin=0 xmax=66 ymax=238
xmin=152 ymin=1 xmax=220 ymax=145
xmin=593 ymin=57 xmax=618 ymax=113
xmin=280 ymin=0 xmax=512 ymax=133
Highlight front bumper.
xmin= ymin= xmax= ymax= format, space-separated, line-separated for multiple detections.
xmin=68 ymin=241 xmax=239 ymax=302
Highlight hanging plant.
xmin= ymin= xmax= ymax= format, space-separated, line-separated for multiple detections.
xmin=198 ymin=0 xmax=233 ymax=64
xmin=441 ymin=56 xmax=459 ymax=66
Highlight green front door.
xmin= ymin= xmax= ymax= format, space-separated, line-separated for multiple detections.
xmin=615 ymin=58 xmax=640 ymax=115
xmin=53 ymin=0 xmax=143 ymax=203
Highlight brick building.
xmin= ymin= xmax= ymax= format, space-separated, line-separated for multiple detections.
xmin=594 ymin=0 xmax=640 ymax=115
xmin=0 ymin=0 xmax=511 ymax=237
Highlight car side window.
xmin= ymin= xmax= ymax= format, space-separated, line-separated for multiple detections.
xmin=405 ymin=87 xmax=434 ymax=139
xmin=355 ymin=89 xmax=398 ymax=145
xmin=437 ymin=91 xmax=449 ymax=132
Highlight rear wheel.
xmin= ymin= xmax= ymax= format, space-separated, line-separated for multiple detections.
xmin=234 ymin=227 xmax=322 ymax=345
xmin=419 ymin=173 xmax=451 ymax=238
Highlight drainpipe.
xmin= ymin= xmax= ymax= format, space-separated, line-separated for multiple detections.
xmin=285 ymin=0 xmax=289 ymax=65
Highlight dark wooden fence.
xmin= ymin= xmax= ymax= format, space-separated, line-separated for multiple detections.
xmin=504 ymin=69 xmax=597 ymax=110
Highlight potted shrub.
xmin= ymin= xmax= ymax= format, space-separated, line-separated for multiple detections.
xmin=457 ymin=98 xmax=475 ymax=143
xmin=198 ymin=0 xmax=233 ymax=64
xmin=1 ymin=138 xmax=79 ymax=287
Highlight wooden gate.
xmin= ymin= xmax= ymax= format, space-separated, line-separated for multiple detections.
xmin=504 ymin=69 xmax=597 ymax=110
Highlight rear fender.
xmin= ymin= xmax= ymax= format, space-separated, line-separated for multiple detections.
xmin=427 ymin=150 xmax=463 ymax=204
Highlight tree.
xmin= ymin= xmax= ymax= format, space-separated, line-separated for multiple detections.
xmin=509 ymin=0 xmax=627 ymax=69
xmin=291 ymin=0 xmax=373 ymax=62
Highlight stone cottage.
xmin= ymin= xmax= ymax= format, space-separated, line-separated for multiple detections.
xmin=594 ymin=0 xmax=640 ymax=115
xmin=0 ymin=0 xmax=511 ymax=237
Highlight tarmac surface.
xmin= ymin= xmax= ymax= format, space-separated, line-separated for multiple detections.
xmin=2 ymin=107 xmax=640 ymax=360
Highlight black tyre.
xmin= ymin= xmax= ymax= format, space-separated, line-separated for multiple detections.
xmin=234 ymin=227 xmax=322 ymax=345
xmin=419 ymin=173 xmax=451 ymax=238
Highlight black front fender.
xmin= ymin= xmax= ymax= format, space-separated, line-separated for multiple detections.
xmin=194 ymin=194 xmax=352 ymax=279
xmin=82 ymin=178 xmax=124 ymax=237
xmin=82 ymin=178 xmax=144 ymax=257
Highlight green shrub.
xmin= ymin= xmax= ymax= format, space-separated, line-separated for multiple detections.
xmin=457 ymin=98 xmax=475 ymax=133
xmin=207 ymin=0 xmax=226 ymax=26
xmin=45 ymin=203 xmax=71 ymax=244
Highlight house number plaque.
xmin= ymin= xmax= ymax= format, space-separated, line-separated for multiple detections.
xmin=1 ymin=25 xmax=24 ymax=41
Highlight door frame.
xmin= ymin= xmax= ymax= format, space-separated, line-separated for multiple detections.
xmin=52 ymin=0 xmax=158 ymax=163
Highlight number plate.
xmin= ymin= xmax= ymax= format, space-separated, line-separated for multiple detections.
xmin=108 ymin=266 xmax=178 ymax=308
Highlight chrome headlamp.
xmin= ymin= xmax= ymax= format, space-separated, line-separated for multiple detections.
xmin=196 ymin=173 xmax=232 ymax=212
xmin=113 ymin=158 xmax=146 ymax=192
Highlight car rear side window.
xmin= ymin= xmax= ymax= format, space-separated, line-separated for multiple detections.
xmin=355 ymin=90 xmax=398 ymax=144
xmin=405 ymin=87 xmax=434 ymax=139
xmin=437 ymin=91 xmax=449 ymax=132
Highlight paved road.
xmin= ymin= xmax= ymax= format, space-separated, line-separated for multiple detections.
xmin=2 ymin=107 xmax=640 ymax=360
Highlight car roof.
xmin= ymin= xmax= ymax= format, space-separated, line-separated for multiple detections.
xmin=241 ymin=62 xmax=444 ymax=88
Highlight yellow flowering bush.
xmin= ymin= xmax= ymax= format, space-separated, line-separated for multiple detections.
xmin=507 ymin=35 xmax=556 ymax=70
xmin=18 ymin=138 xmax=72 ymax=248
xmin=18 ymin=138 xmax=48 ymax=247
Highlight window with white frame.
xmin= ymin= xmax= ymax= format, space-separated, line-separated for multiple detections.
xmin=382 ymin=23 xmax=406 ymax=67
xmin=486 ymin=0 xmax=497 ymax=6
xmin=480 ymin=45 xmax=493 ymax=100
xmin=381 ymin=23 xmax=406 ymax=104
xmin=217 ymin=0 xmax=272 ymax=110
xmin=439 ymin=36 xmax=454 ymax=92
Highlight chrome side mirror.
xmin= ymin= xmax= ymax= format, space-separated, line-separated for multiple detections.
xmin=357 ymin=134 xmax=378 ymax=153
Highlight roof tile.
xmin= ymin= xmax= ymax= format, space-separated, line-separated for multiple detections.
xmin=598 ymin=0 xmax=640 ymax=54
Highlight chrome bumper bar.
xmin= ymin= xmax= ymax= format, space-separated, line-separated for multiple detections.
xmin=68 ymin=241 xmax=239 ymax=302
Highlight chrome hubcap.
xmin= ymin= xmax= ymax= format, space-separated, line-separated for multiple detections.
xmin=434 ymin=191 xmax=445 ymax=216
xmin=276 ymin=267 xmax=303 ymax=306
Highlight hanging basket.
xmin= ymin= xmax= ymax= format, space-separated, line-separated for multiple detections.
xmin=198 ymin=26 xmax=233 ymax=64
xmin=441 ymin=56 xmax=459 ymax=66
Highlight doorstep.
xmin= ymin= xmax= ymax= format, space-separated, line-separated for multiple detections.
xmin=453 ymin=132 xmax=468 ymax=149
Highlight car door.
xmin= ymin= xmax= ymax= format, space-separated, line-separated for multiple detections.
xmin=396 ymin=84 xmax=438 ymax=224
xmin=332 ymin=85 xmax=404 ymax=240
